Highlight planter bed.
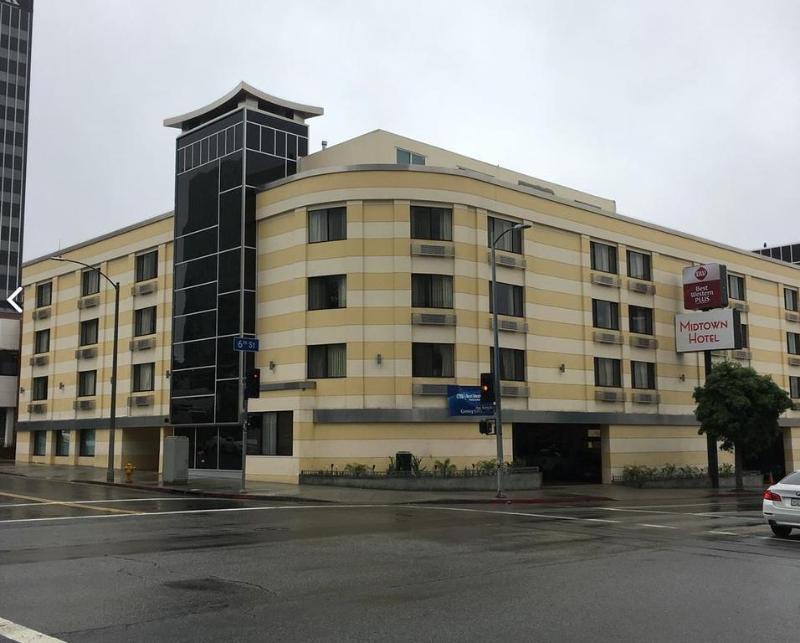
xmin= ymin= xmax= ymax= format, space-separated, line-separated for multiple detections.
xmin=300 ymin=469 xmax=542 ymax=491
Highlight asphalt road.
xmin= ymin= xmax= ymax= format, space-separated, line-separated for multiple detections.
xmin=1 ymin=475 xmax=799 ymax=642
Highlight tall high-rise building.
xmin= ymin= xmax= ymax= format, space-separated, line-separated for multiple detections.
xmin=755 ymin=243 xmax=800 ymax=266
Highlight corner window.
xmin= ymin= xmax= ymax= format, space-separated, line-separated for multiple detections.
xmin=33 ymin=431 xmax=46 ymax=456
xmin=35 ymin=281 xmax=52 ymax=307
xmin=592 ymin=299 xmax=619 ymax=330
xmin=790 ymin=376 xmax=800 ymax=399
xmin=594 ymin=357 xmax=621 ymax=388
xmin=308 ymin=207 xmax=346 ymax=243
xmin=728 ymin=274 xmax=746 ymax=300
xmin=412 ymin=342 xmax=454 ymax=377
xmin=785 ymin=288 xmax=799 ymax=312
xmin=490 ymin=347 xmax=526 ymax=382
xmin=81 ymin=269 xmax=100 ymax=296
xmin=396 ymin=148 xmax=425 ymax=165
xmin=78 ymin=370 xmax=97 ymax=397
xmin=308 ymin=275 xmax=346 ymax=310
xmin=788 ymin=332 xmax=800 ymax=356
xmin=631 ymin=361 xmax=656 ymax=389
xmin=490 ymin=282 xmax=524 ymax=317
xmin=79 ymin=429 xmax=95 ymax=457
xmin=247 ymin=411 xmax=293 ymax=456
xmin=34 ymin=329 xmax=50 ymax=354
xmin=32 ymin=376 xmax=48 ymax=401
xmin=628 ymin=305 xmax=653 ymax=335
xmin=134 ymin=307 xmax=157 ymax=336
xmin=133 ymin=363 xmax=154 ymax=392
xmin=627 ymin=250 xmax=652 ymax=281
xmin=80 ymin=319 xmax=99 ymax=346
xmin=308 ymin=343 xmax=346 ymax=379
xmin=411 ymin=274 xmax=453 ymax=308
xmin=55 ymin=430 xmax=70 ymax=457
xmin=591 ymin=241 xmax=617 ymax=274
xmin=411 ymin=206 xmax=452 ymax=241
xmin=488 ymin=217 xmax=523 ymax=254
xmin=135 ymin=250 xmax=158 ymax=282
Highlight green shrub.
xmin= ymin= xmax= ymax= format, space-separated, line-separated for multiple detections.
xmin=434 ymin=458 xmax=456 ymax=477
xmin=622 ymin=465 xmax=657 ymax=487
xmin=344 ymin=463 xmax=368 ymax=476
xmin=475 ymin=459 xmax=497 ymax=474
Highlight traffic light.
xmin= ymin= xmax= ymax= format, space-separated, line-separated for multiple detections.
xmin=480 ymin=372 xmax=494 ymax=404
xmin=245 ymin=368 xmax=261 ymax=399
xmin=479 ymin=420 xmax=493 ymax=435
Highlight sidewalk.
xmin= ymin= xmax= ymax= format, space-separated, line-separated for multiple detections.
xmin=0 ymin=461 xmax=763 ymax=505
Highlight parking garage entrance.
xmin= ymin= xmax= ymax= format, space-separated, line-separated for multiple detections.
xmin=512 ymin=423 xmax=602 ymax=484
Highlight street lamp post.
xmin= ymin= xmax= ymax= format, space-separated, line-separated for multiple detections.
xmin=52 ymin=257 xmax=120 ymax=483
xmin=490 ymin=222 xmax=532 ymax=497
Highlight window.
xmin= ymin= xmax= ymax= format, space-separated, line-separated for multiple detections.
xmin=35 ymin=281 xmax=51 ymax=307
xmin=788 ymin=332 xmax=800 ymax=355
xmin=488 ymin=216 xmax=523 ymax=254
xmin=307 ymin=343 xmax=346 ymax=378
xmin=490 ymin=347 xmax=526 ymax=381
xmin=728 ymin=274 xmax=745 ymax=300
xmin=55 ymin=430 xmax=70 ymax=457
xmin=490 ymin=282 xmax=524 ymax=317
xmin=79 ymin=429 xmax=95 ymax=457
xmin=135 ymin=250 xmax=158 ymax=282
xmin=591 ymin=241 xmax=617 ymax=274
xmin=786 ymin=288 xmax=799 ymax=312
xmin=32 ymin=376 xmax=47 ymax=401
xmin=34 ymin=329 xmax=50 ymax=354
xmin=790 ymin=376 xmax=800 ymax=399
xmin=81 ymin=269 xmax=100 ymax=296
xmin=592 ymin=299 xmax=619 ymax=330
xmin=740 ymin=324 xmax=749 ymax=349
xmin=78 ymin=370 xmax=96 ymax=397
xmin=79 ymin=319 xmax=98 ymax=346
xmin=133 ymin=363 xmax=154 ymax=392
xmin=134 ymin=307 xmax=157 ymax=336
xmin=33 ymin=431 xmax=46 ymax=456
xmin=308 ymin=207 xmax=346 ymax=243
xmin=0 ymin=350 xmax=17 ymax=376
xmin=411 ymin=274 xmax=453 ymax=308
xmin=594 ymin=357 xmax=621 ymax=387
xmin=397 ymin=148 xmax=425 ymax=165
xmin=412 ymin=342 xmax=454 ymax=377
xmin=631 ymin=361 xmax=656 ymax=389
xmin=308 ymin=275 xmax=346 ymax=310
xmin=411 ymin=205 xmax=452 ymax=241
xmin=627 ymin=250 xmax=652 ymax=281
xmin=628 ymin=305 xmax=653 ymax=335
xmin=247 ymin=411 xmax=293 ymax=456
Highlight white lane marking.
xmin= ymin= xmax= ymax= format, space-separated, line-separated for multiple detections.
xmin=610 ymin=502 xmax=756 ymax=510
xmin=636 ymin=523 xmax=677 ymax=529
xmin=417 ymin=506 xmax=581 ymax=521
xmin=0 ymin=497 xmax=223 ymax=509
xmin=0 ymin=615 xmax=65 ymax=642
xmin=707 ymin=531 xmax=738 ymax=535
xmin=584 ymin=518 xmax=619 ymax=524
xmin=597 ymin=506 xmax=759 ymax=519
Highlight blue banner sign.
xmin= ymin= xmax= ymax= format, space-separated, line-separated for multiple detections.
xmin=233 ymin=337 xmax=259 ymax=352
xmin=447 ymin=385 xmax=494 ymax=417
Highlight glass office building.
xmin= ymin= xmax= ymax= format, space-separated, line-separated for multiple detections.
xmin=755 ymin=244 xmax=800 ymax=266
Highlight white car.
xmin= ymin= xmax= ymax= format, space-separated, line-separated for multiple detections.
xmin=763 ymin=470 xmax=800 ymax=537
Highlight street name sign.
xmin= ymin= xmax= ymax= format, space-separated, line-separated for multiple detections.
xmin=233 ymin=337 xmax=259 ymax=352
xmin=675 ymin=309 xmax=740 ymax=353
xmin=682 ymin=263 xmax=728 ymax=310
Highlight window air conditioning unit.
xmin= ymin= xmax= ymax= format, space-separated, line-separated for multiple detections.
xmin=77 ymin=296 xmax=99 ymax=309
xmin=627 ymin=280 xmax=655 ymax=295
xmin=75 ymin=347 xmax=97 ymax=360
xmin=131 ymin=281 xmax=157 ymax=297
xmin=32 ymin=308 xmax=51 ymax=320
xmin=29 ymin=354 xmax=49 ymax=367
xmin=595 ymin=389 xmax=623 ymax=402
xmin=591 ymin=273 xmax=619 ymax=287
xmin=411 ymin=243 xmax=454 ymax=258
xmin=488 ymin=252 xmax=527 ymax=270
xmin=731 ymin=301 xmax=749 ymax=313
xmin=129 ymin=394 xmax=154 ymax=407
xmin=630 ymin=336 xmax=658 ymax=350
xmin=73 ymin=399 xmax=96 ymax=411
xmin=129 ymin=337 xmax=156 ymax=351
xmin=594 ymin=330 xmax=623 ymax=345
xmin=411 ymin=312 xmax=456 ymax=326
xmin=788 ymin=356 xmax=800 ymax=367
xmin=492 ymin=318 xmax=528 ymax=333
xmin=732 ymin=350 xmax=751 ymax=361
xmin=27 ymin=402 xmax=47 ymax=414
xmin=500 ymin=385 xmax=529 ymax=397
xmin=786 ymin=311 xmax=800 ymax=323
xmin=632 ymin=392 xmax=659 ymax=404
xmin=412 ymin=383 xmax=449 ymax=395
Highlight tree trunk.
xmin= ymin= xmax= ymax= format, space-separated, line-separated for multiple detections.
xmin=734 ymin=442 xmax=744 ymax=491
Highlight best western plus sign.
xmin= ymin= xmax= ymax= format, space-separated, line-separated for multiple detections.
xmin=682 ymin=263 xmax=729 ymax=310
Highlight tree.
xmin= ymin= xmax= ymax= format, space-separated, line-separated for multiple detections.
xmin=694 ymin=361 xmax=792 ymax=490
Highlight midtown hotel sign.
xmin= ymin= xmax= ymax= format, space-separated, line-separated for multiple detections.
xmin=675 ymin=263 xmax=740 ymax=353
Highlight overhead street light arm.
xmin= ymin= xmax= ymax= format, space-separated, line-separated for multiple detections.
xmin=51 ymin=256 xmax=118 ymax=291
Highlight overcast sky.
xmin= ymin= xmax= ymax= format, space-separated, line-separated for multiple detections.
xmin=23 ymin=0 xmax=800 ymax=260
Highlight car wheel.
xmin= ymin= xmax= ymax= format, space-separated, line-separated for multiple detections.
xmin=770 ymin=524 xmax=792 ymax=538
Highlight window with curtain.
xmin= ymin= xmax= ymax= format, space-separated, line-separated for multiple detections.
xmin=307 ymin=344 xmax=346 ymax=378
xmin=410 ymin=206 xmax=452 ymax=241
xmin=411 ymin=274 xmax=453 ymax=308
xmin=412 ymin=343 xmax=454 ymax=377
xmin=80 ymin=319 xmax=98 ymax=346
xmin=628 ymin=305 xmax=653 ymax=335
xmin=489 ymin=282 xmax=524 ymax=317
xmin=247 ymin=411 xmax=293 ymax=456
xmin=55 ymin=430 xmax=70 ymax=457
xmin=788 ymin=332 xmax=800 ymax=355
xmin=785 ymin=288 xmax=799 ymax=312
xmin=592 ymin=299 xmax=619 ymax=330
xmin=36 ymin=281 xmax=51 ymax=307
xmin=79 ymin=429 xmax=96 ymax=457
xmin=728 ymin=274 xmax=746 ymax=300
xmin=627 ymin=250 xmax=651 ymax=281
xmin=790 ymin=376 xmax=800 ymax=399
xmin=631 ymin=361 xmax=656 ymax=389
xmin=133 ymin=363 xmax=154 ymax=392
xmin=308 ymin=275 xmax=346 ymax=310
xmin=308 ymin=207 xmax=346 ymax=243
xmin=32 ymin=376 xmax=47 ymax=401
xmin=78 ymin=370 xmax=96 ymax=397
xmin=33 ymin=431 xmax=46 ymax=456
xmin=590 ymin=241 xmax=617 ymax=274
xmin=134 ymin=307 xmax=157 ymax=336
xmin=488 ymin=216 xmax=523 ymax=254
xmin=81 ymin=269 xmax=100 ymax=296
xmin=34 ymin=329 xmax=50 ymax=354
xmin=135 ymin=250 xmax=158 ymax=282
xmin=490 ymin=347 xmax=525 ymax=381
xmin=594 ymin=357 xmax=621 ymax=387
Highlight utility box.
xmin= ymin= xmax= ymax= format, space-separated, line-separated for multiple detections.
xmin=163 ymin=436 xmax=189 ymax=484
xmin=396 ymin=451 xmax=412 ymax=473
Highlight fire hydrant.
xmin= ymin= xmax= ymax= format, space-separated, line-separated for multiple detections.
xmin=124 ymin=462 xmax=136 ymax=484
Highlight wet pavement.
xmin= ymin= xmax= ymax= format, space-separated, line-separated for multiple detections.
xmin=1 ymin=474 xmax=798 ymax=641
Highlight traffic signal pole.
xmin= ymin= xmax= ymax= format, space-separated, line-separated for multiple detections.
xmin=704 ymin=350 xmax=720 ymax=489
xmin=490 ymin=239 xmax=505 ymax=498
